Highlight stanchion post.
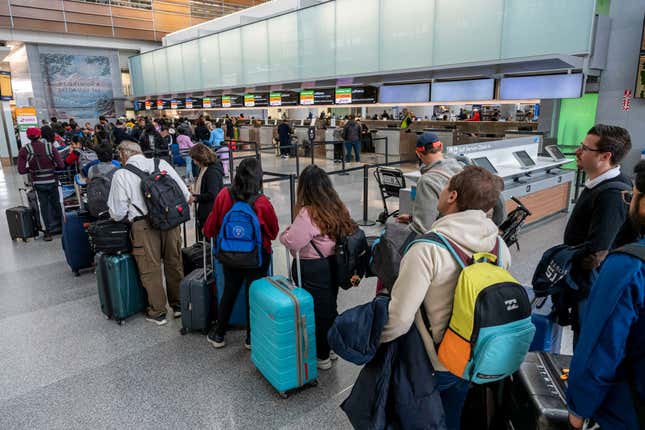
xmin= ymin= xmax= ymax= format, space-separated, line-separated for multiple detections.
xmin=385 ymin=136 xmax=389 ymax=165
xmin=310 ymin=140 xmax=315 ymax=165
xmin=339 ymin=141 xmax=349 ymax=176
xmin=228 ymin=146 xmax=234 ymax=183
xmin=295 ymin=141 xmax=300 ymax=177
xmin=358 ymin=164 xmax=376 ymax=226
xmin=289 ymin=174 xmax=296 ymax=222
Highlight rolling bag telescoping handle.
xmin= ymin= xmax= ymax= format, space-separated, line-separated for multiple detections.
xmin=284 ymin=246 xmax=302 ymax=289
xmin=202 ymin=237 xmax=214 ymax=279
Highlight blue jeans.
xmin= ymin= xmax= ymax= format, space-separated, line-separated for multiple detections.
xmin=184 ymin=156 xmax=193 ymax=179
xmin=436 ymin=371 xmax=471 ymax=430
xmin=344 ymin=140 xmax=360 ymax=162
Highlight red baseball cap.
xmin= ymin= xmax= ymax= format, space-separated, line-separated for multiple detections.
xmin=26 ymin=127 xmax=41 ymax=139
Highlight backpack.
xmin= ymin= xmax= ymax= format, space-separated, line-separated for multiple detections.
xmin=24 ymin=140 xmax=54 ymax=163
xmin=334 ymin=227 xmax=369 ymax=290
xmin=369 ymin=222 xmax=418 ymax=291
xmin=124 ymin=158 xmax=190 ymax=231
xmin=215 ymin=188 xmax=263 ymax=269
xmin=410 ymin=232 xmax=535 ymax=384
xmin=86 ymin=168 xmax=117 ymax=218
xmin=79 ymin=149 xmax=98 ymax=170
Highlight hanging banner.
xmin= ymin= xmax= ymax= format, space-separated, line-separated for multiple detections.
xmin=16 ymin=107 xmax=38 ymax=147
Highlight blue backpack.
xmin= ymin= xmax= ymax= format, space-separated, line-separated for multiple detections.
xmin=216 ymin=188 xmax=263 ymax=269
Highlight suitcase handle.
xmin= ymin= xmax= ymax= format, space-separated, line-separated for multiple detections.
xmin=201 ymin=237 xmax=214 ymax=279
xmin=284 ymin=246 xmax=302 ymax=289
xmin=301 ymin=315 xmax=309 ymax=358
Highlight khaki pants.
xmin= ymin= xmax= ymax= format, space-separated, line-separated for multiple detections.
xmin=131 ymin=219 xmax=183 ymax=316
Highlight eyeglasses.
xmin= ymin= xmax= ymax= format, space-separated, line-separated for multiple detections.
xmin=621 ymin=190 xmax=634 ymax=205
xmin=579 ymin=142 xmax=604 ymax=152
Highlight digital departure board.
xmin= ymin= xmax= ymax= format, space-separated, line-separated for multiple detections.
xmin=300 ymin=88 xmax=334 ymax=105
xmin=244 ymin=93 xmax=269 ymax=107
xmin=350 ymin=86 xmax=378 ymax=104
xmin=269 ymin=91 xmax=298 ymax=106
xmin=185 ymin=97 xmax=202 ymax=109
xmin=169 ymin=98 xmax=184 ymax=110
xmin=222 ymin=95 xmax=243 ymax=108
xmin=202 ymin=96 xmax=222 ymax=108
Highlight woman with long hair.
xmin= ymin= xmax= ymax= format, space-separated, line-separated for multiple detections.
xmin=190 ymin=143 xmax=224 ymax=240
xmin=279 ymin=164 xmax=357 ymax=370
xmin=202 ymin=157 xmax=279 ymax=350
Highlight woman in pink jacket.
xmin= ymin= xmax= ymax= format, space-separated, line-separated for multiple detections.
xmin=279 ymin=165 xmax=356 ymax=370
xmin=176 ymin=127 xmax=196 ymax=180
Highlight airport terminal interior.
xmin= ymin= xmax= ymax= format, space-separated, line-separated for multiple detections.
xmin=1 ymin=0 xmax=644 ymax=429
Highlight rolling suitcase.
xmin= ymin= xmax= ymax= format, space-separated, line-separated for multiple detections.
xmin=96 ymin=253 xmax=148 ymax=325
xmin=6 ymin=188 xmax=36 ymax=241
xmin=509 ymin=352 xmax=571 ymax=430
xmin=180 ymin=239 xmax=216 ymax=335
xmin=61 ymin=210 xmax=94 ymax=276
xmin=249 ymin=250 xmax=317 ymax=398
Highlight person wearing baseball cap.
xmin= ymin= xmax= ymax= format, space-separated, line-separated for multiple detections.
xmin=397 ymin=132 xmax=464 ymax=234
xmin=17 ymin=126 xmax=64 ymax=241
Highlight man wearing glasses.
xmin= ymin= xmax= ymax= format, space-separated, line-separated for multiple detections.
xmin=566 ymin=161 xmax=645 ymax=430
xmin=562 ymin=124 xmax=632 ymax=343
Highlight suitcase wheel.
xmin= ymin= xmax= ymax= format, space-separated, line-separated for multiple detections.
xmin=22 ymin=238 xmax=29 ymax=243
xmin=180 ymin=327 xmax=187 ymax=335
xmin=201 ymin=328 xmax=209 ymax=335
xmin=279 ymin=392 xmax=289 ymax=400
xmin=308 ymin=379 xmax=318 ymax=387
xmin=117 ymin=319 xmax=124 ymax=326
xmin=73 ymin=270 xmax=80 ymax=277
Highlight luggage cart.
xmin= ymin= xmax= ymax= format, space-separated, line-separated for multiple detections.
xmin=499 ymin=196 xmax=531 ymax=251
xmin=373 ymin=166 xmax=406 ymax=224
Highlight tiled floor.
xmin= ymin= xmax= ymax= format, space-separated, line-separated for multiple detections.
xmin=0 ymin=152 xmax=569 ymax=429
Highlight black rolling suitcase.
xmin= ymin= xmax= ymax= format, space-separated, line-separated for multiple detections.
xmin=179 ymin=239 xmax=216 ymax=335
xmin=6 ymin=189 xmax=36 ymax=242
xmin=509 ymin=352 xmax=571 ymax=430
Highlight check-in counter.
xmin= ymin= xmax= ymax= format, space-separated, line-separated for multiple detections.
xmin=372 ymin=129 xmax=417 ymax=159
xmin=258 ymin=126 xmax=275 ymax=151
xmin=399 ymin=137 xmax=573 ymax=225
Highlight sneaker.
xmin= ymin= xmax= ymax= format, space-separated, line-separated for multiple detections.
xmin=317 ymin=358 xmax=332 ymax=370
xmin=207 ymin=332 xmax=226 ymax=348
xmin=329 ymin=351 xmax=338 ymax=361
xmin=244 ymin=336 xmax=251 ymax=350
xmin=145 ymin=313 xmax=168 ymax=326
xmin=43 ymin=233 xmax=53 ymax=242
xmin=172 ymin=306 xmax=182 ymax=318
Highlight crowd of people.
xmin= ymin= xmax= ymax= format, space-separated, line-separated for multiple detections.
xmin=15 ymin=114 xmax=644 ymax=429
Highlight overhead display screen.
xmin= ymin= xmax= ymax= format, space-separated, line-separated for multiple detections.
xmin=134 ymin=100 xmax=145 ymax=111
xmin=169 ymin=98 xmax=184 ymax=110
xmin=0 ymin=71 xmax=13 ymax=100
xmin=269 ymin=91 xmax=299 ymax=106
xmin=156 ymin=99 xmax=170 ymax=110
xmin=431 ymin=79 xmax=495 ymax=102
xmin=378 ymin=83 xmax=430 ymax=103
xmin=144 ymin=100 xmax=152 ymax=110
xmin=202 ymin=96 xmax=222 ymax=108
xmin=244 ymin=93 xmax=269 ymax=107
xmin=222 ymin=95 xmax=243 ymax=108
xmin=300 ymin=89 xmax=334 ymax=105
xmin=185 ymin=97 xmax=202 ymax=109
xmin=500 ymin=74 xmax=584 ymax=99
xmin=335 ymin=87 xmax=378 ymax=104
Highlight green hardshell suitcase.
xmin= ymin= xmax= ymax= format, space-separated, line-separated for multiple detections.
xmin=96 ymin=253 xmax=148 ymax=324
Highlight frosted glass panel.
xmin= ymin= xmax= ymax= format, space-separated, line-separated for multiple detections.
xmin=152 ymin=50 xmax=169 ymax=94
xmin=200 ymin=34 xmax=221 ymax=89
xmin=129 ymin=55 xmax=144 ymax=97
xmin=299 ymin=1 xmax=335 ymax=79
xmin=219 ymin=29 xmax=242 ymax=87
xmin=335 ymin=0 xmax=379 ymax=75
xmin=242 ymin=21 xmax=269 ymax=85
xmin=268 ymin=13 xmax=299 ymax=82
xmin=502 ymin=0 xmax=594 ymax=58
xmin=140 ymin=52 xmax=156 ymax=96
xmin=381 ymin=0 xmax=433 ymax=72
xmin=181 ymin=40 xmax=202 ymax=92
xmin=433 ymin=0 xmax=503 ymax=66
xmin=166 ymin=44 xmax=185 ymax=93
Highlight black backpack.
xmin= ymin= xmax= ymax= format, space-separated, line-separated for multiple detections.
xmin=334 ymin=227 xmax=369 ymax=289
xmin=369 ymin=222 xmax=418 ymax=291
xmin=86 ymin=168 xmax=116 ymax=218
xmin=125 ymin=158 xmax=190 ymax=230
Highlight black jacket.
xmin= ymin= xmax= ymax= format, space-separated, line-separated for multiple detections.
xmin=195 ymin=124 xmax=211 ymax=142
xmin=113 ymin=127 xmax=129 ymax=146
xmin=139 ymin=131 xmax=167 ymax=158
xmin=194 ymin=162 xmax=225 ymax=227
xmin=329 ymin=295 xmax=446 ymax=430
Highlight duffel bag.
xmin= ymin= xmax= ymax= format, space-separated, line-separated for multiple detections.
xmin=87 ymin=219 xmax=131 ymax=254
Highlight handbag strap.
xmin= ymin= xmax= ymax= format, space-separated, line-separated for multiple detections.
xmin=309 ymin=239 xmax=325 ymax=259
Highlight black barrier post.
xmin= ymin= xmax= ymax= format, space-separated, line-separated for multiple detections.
xmin=384 ymin=136 xmax=389 ymax=165
xmin=289 ymin=174 xmax=296 ymax=222
xmin=295 ymin=141 xmax=300 ymax=177
xmin=228 ymin=146 xmax=234 ymax=183
xmin=358 ymin=164 xmax=376 ymax=226
xmin=310 ymin=140 xmax=315 ymax=166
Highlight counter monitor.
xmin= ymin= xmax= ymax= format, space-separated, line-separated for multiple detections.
xmin=472 ymin=157 xmax=498 ymax=174
xmin=512 ymin=150 xmax=537 ymax=168
xmin=545 ymin=145 xmax=567 ymax=161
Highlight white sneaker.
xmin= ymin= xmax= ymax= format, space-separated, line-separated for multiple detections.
xmin=329 ymin=351 xmax=338 ymax=361
xmin=317 ymin=358 xmax=332 ymax=370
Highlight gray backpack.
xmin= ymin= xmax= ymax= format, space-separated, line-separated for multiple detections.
xmin=79 ymin=149 xmax=98 ymax=170
xmin=86 ymin=168 xmax=116 ymax=218
xmin=369 ymin=222 xmax=418 ymax=291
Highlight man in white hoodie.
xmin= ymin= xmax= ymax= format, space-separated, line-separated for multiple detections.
xmin=381 ymin=166 xmax=511 ymax=430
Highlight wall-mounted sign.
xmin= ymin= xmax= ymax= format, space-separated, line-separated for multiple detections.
xmin=0 ymin=71 xmax=13 ymax=101
xmin=16 ymin=107 xmax=38 ymax=146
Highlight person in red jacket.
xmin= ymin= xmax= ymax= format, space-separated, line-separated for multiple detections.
xmin=203 ymin=157 xmax=279 ymax=350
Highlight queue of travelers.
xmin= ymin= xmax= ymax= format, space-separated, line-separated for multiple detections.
xmin=14 ymin=115 xmax=644 ymax=430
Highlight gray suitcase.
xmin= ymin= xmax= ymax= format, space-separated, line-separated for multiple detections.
xmin=179 ymin=238 xmax=216 ymax=335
